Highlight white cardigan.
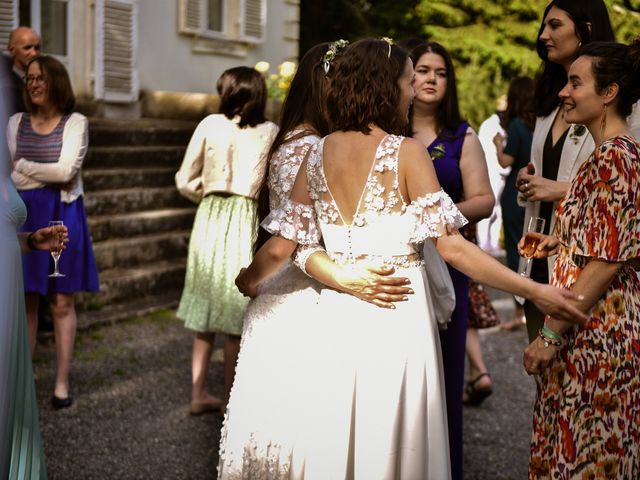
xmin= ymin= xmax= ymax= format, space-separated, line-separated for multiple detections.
xmin=518 ymin=102 xmax=640 ymax=279
xmin=8 ymin=112 xmax=88 ymax=203
xmin=175 ymin=114 xmax=278 ymax=203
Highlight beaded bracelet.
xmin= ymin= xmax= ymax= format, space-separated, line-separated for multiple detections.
xmin=538 ymin=329 xmax=562 ymax=348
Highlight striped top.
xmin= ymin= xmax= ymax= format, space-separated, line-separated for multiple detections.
xmin=15 ymin=113 xmax=70 ymax=164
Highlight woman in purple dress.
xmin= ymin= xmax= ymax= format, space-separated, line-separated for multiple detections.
xmin=409 ymin=41 xmax=495 ymax=480
xmin=9 ymin=55 xmax=99 ymax=409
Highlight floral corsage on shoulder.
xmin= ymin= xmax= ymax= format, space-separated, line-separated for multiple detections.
xmin=430 ymin=143 xmax=446 ymax=160
xmin=569 ymin=124 xmax=587 ymax=145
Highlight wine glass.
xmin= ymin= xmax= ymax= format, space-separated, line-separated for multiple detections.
xmin=514 ymin=216 xmax=545 ymax=305
xmin=519 ymin=216 xmax=546 ymax=278
xmin=48 ymin=220 xmax=66 ymax=278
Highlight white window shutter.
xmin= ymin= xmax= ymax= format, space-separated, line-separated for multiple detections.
xmin=0 ymin=0 xmax=18 ymax=51
xmin=95 ymin=0 xmax=138 ymax=102
xmin=178 ymin=0 xmax=201 ymax=35
xmin=240 ymin=0 xmax=265 ymax=43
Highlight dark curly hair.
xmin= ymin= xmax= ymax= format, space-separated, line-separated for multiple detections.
xmin=534 ymin=0 xmax=614 ymax=117
xmin=578 ymin=39 xmax=640 ymax=118
xmin=24 ymin=56 xmax=75 ymax=115
xmin=326 ymin=39 xmax=409 ymax=135
xmin=217 ymin=66 xmax=267 ymax=128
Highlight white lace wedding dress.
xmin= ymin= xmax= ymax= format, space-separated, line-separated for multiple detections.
xmin=217 ymin=132 xmax=324 ymax=479
xmin=218 ymin=134 xmax=466 ymax=479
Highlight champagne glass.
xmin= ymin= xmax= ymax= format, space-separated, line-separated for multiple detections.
xmin=519 ymin=216 xmax=546 ymax=278
xmin=514 ymin=217 xmax=545 ymax=305
xmin=48 ymin=220 xmax=66 ymax=278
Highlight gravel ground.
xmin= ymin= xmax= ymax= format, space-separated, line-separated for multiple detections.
xmin=34 ymin=290 xmax=535 ymax=479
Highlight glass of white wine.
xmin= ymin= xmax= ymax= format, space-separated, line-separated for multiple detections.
xmin=48 ymin=220 xmax=66 ymax=278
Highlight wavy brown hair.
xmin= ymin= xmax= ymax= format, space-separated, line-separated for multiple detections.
xmin=24 ymin=56 xmax=75 ymax=115
xmin=326 ymin=38 xmax=409 ymax=135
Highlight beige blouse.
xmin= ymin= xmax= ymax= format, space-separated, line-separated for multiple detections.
xmin=175 ymin=114 xmax=278 ymax=203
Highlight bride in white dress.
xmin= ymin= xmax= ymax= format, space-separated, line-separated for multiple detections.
xmin=218 ymin=41 xmax=413 ymax=479
xmin=228 ymin=39 xmax=587 ymax=479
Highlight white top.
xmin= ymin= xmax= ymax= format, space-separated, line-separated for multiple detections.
xmin=175 ymin=114 xmax=278 ymax=203
xmin=8 ymin=112 xmax=88 ymax=203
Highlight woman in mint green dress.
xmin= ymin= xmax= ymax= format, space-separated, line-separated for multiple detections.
xmin=175 ymin=67 xmax=277 ymax=414
xmin=1 ymin=169 xmax=65 ymax=479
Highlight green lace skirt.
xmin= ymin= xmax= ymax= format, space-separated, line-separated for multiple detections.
xmin=177 ymin=194 xmax=258 ymax=335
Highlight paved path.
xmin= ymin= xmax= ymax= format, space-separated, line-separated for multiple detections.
xmin=34 ymin=290 xmax=535 ymax=479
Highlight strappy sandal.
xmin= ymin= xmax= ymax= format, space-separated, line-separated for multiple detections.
xmin=463 ymin=372 xmax=492 ymax=406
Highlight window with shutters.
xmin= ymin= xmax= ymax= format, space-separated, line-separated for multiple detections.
xmin=95 ymin=0 xmax=138 ymax=102
xmin=178 ymin=0 xmax=265 ymax=55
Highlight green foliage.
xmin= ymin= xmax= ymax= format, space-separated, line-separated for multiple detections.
xmin=300 ymin=0 xmax=640 ymax=127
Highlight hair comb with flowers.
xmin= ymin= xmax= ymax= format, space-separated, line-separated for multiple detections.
xmin=323 ymin=39 xmax=349 ymax=74
xmin=381 ymin=37 xmax=394 ymax=58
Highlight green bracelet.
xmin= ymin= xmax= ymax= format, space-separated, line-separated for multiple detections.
xmin=542 ymin=323 xmax=562 ymax=341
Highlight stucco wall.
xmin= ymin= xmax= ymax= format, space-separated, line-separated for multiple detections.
xmin=137 ymin=0 xmax=299 ymax=95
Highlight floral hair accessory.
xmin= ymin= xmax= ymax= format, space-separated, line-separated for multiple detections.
xmin=323 ymin=39 xmax=349 ymax=74
xmin=381 ymin=37 xmax=394 ymax=58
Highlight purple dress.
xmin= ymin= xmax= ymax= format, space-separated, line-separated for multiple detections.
xmin=17 ymin=113 xmax=99 ymax=294
xmin=428 ymin=121 xmax=469 ymax=480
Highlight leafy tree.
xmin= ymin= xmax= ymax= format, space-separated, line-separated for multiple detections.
xmin=300 ymin=0 xmax=640 ymax=127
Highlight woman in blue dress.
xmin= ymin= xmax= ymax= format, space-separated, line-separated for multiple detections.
xmin=409 ymin=41 xmax=495 ymax=480
xmin=9 ymin=55 xmax=99 ymax=409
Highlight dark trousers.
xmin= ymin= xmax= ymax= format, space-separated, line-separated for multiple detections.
xmin=439 ymin=266 xmax=469 ymax=480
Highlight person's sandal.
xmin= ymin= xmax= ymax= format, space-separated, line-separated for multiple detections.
xmin=463 ymin=373 xmax=492 ymax=406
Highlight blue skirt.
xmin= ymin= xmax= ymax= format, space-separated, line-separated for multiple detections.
xmin=19 ymin=187 xmax=99 ymax=295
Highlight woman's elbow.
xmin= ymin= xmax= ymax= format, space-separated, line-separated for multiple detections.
xmin=264 ymin=237 xmax=295 ymax=263
xmin=435 ymin=236 xmax=463 ymax=265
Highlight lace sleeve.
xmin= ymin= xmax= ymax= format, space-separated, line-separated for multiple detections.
xmin=407 ymin=189 xmax=468 ymax=243
xmin=260 ymin=199 xmax=321 ymax=245
xmin=293 ymin=244 xmax=326 ymax=276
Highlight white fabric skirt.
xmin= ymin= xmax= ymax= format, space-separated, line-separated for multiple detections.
xmin=218 ymin=264 xmax=450 ymax=480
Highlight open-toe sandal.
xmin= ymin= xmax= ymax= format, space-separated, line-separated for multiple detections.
xmin=463 ymin=372 xmax=492 ymax=406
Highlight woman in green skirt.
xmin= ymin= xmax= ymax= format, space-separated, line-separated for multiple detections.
xmin=175 ymin=67 xmax=277 ymax=414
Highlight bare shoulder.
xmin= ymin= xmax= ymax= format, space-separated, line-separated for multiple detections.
xmin=399 ymin=136 xmax=430 ymax=159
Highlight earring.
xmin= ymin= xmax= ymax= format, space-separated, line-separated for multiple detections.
xmin=578 ymin=41 xmax=582 ymax=48
xmin=600 ymin=103 xmax=608 ymax=135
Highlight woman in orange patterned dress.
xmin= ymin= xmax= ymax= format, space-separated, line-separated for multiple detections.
xmin=523 ymin=40 xmax=640 ymax=479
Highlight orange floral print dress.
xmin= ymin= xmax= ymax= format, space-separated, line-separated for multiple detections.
xmin=529 ymin=136 xmax=640 ymax=479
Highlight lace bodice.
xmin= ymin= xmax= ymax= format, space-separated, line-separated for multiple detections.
xmin=263 ymin=134 xmax=467 ymax=267
xmin=267 ymin=131 xmax=320 ymax=212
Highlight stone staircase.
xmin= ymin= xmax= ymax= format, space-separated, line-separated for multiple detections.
xmin=77 ymin=118 xmax=198 ymax=329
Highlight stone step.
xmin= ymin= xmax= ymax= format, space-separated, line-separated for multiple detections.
xmin=88 ymin=118 xmax=196 ymax=147
xmin=92 ymin=230 xmax=191 ymax=271
xmin=83 ymin=167 xmax=177 ymax=191
xmin=84 ymin=187 xmax=192 ymax=216
xmin=77 ymin=291 xmax=182 ymax=330
xmin=76 ymin=259 xmax=186 ymax=310
xmin=87 ymin=208 xmax=196 ymax=242
xmin=84 ymin=146 xmax=186 ymax=169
